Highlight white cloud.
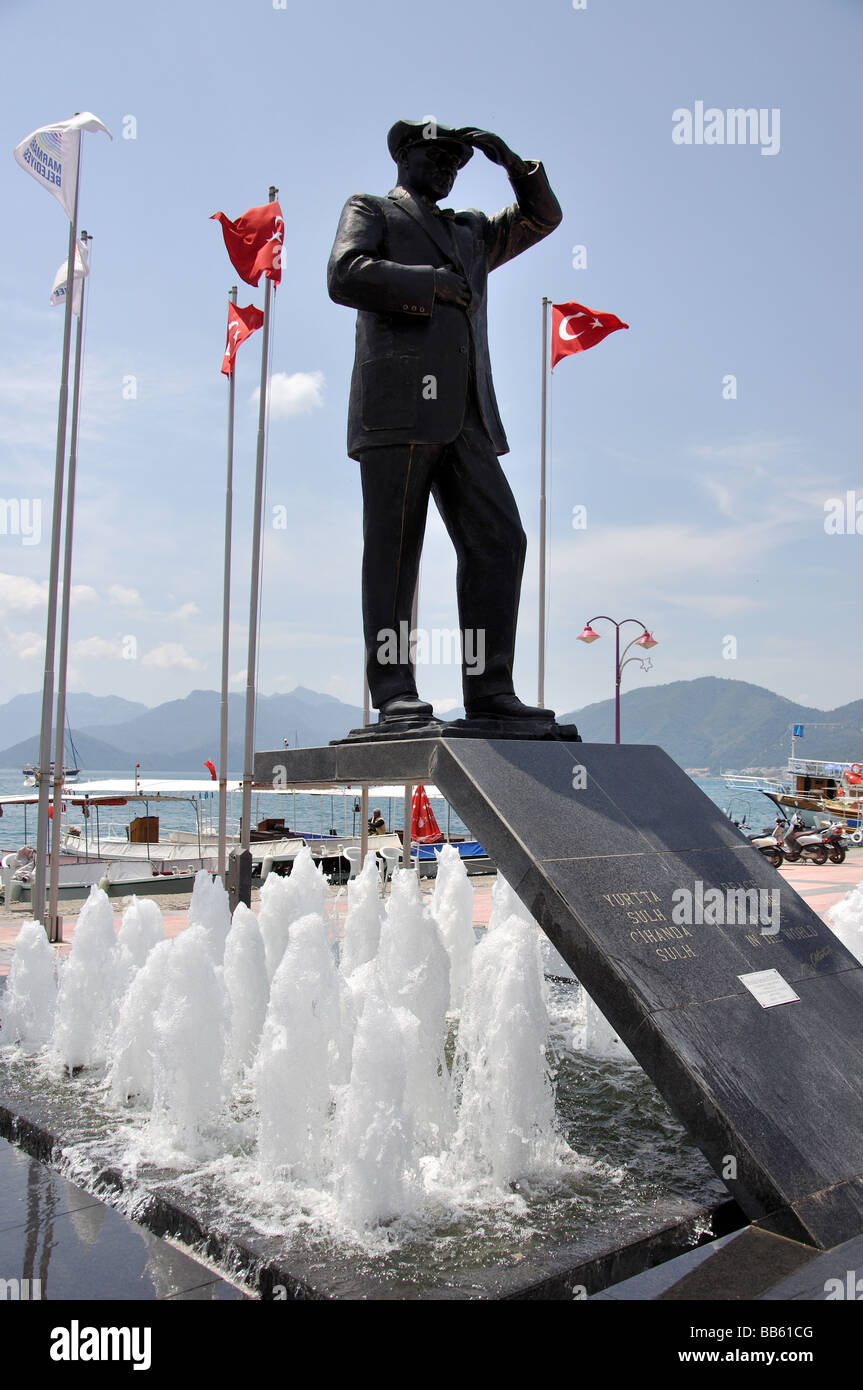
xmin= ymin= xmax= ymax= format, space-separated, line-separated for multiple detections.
xmin=433 ymin=697 xmax=463 ymax=714
xmin=556 ymin=520 xmax=773 ymax=593
xmin=70 ymin=636 xmax=125 ymax=660
xmin=690 ymin=438 xmax=795 ymax=473
xmin=6 ymin=627 xmax=44 ymax=661
xmin=108 ymin=584 xmax=143 ymax=607
xmin=170 ymin=601 xmax=200 ymax=621
xmin=230 ymin=668 xmax=247 ymax=685
xmin=141 ymin=642 xmax=201 ymax=671
xmin=0 ymin=575 xmax=98 ymax=617
xmin=253 ymin=370 xmax=325 ymax=419
xmin=0 ymin=573 xmax=48 ymax=614
xmin=71 ymin=584 xmax=98 ymax=606
xmin=648 ymin=591 xmax=763 ymax=619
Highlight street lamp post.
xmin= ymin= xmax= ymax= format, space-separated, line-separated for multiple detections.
xmin=577 ymin=616 xmax=658 ymax=743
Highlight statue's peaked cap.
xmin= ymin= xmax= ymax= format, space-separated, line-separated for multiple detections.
xmin=387 ymin=120 xmax=474 ymax=168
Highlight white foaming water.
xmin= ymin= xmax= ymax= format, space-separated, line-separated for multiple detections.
xmin=448 ymin=914 xmax=566 ymax=1188
xmin=482 ymin=861 xmax=628 ymax=1062
xmin=827 ymin=881 xmax=863 ymax=964
xmin=117 ymin=897 xmax=164 ymax=969
xmin=223 ymin=904 xmax=269 ymax=1082
xmin=377 ymin=869 xmax=452 ymax=1150
xmin=339 ymin=852 xmax=383 ymax=977
xmin=2 ymin=856 xmax=593 ymax=1241
xmin=0 ymin=921 xmax=58 ymax=1053
xmin=254 ymin=911 xmax=344 ymax=1182
xmin=147 ymin=923 xmax=227 ymax=1163
xmin=52 ymin=886 xmax=124 ymax=1071
xmin=331 ymin=972 xmax=420 ymax=1227
xmin=582 ymin=995 xmax=634 ymax=1061
xmin=188 ymin=869 xmax=231 ymax=963
xmin=257 ymin=847 xmax=328 ymax=978
xmin=487 ymin=871 xmax=527 ymax=932
xmin=107 ymin=937 xmax=173 ymax=1107
xmin=430 ymin=844 xmax=476 ymax=1011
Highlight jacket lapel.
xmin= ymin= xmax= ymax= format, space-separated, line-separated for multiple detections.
xmin=388 ymin=187 xmax=468 ymax=275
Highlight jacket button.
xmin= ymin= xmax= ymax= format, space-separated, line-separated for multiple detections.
xmin=458 ymin=346 xmax=467 ymax=354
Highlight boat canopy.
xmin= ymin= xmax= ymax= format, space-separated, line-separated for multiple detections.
xmin=0 ymin=778 xmax=443 ymax=806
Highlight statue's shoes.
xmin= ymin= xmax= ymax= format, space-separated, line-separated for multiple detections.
xmin=466 ymin=694 xmax=555 ymax=722
xmin=379 ymin=694 xmax=436 ymax=722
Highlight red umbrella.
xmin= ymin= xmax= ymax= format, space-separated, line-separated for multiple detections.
xmin=411 ymin=785 xmax=442 ymax=843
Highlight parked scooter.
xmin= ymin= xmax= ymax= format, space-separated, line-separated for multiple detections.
xmin=779 ymin=812 xmax=829 ymax=865
xmin=743 ymin=816 xmax=786 ymax=869
xmin=819 ymin=821 xmax=847 ymax=865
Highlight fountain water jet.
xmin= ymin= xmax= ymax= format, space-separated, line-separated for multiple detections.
xmin=377 ymin=869 xmax=452 ymax=1151
xmin=117 ymin=896 xmax=164 ymax=970
xmin=0 ymin=921 xmax=58 ymax=1053
xmin=448 ymin=913 xmax=566 ymax=1188
xmin=147 ymin=923 xmax=227 ymax=1163
xmin=223 ymin=903 xmax=269 ymax=1082
xmin=339 ymin=851 xmax=383 ymax=977
xmin=254 ymin=911 xmax=344 ymax=1182
xmin=257 ymin=846 xmax=328 ymax=978
xmin=52 ymin=885 xmax=125 ymax=1071
xmin=430 ymin=843 xmax=476 ymax=1011
xmin=331 ymin=973 xmax=420 ymax=1227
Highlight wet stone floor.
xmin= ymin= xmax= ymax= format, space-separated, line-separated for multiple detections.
xmin=0 ymin=1135 xmax=249 ymax=1301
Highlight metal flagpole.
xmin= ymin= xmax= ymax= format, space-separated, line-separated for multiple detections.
xmin=33 ymin=132 xmax=83 ymax=933
xmin=360 ymin=672 xmax=369 ymax=864
xmin=218 ymin=286 xmax=238 ymax=885
xmin=538 ymin=295 xmax=550 ymax=707
xmin=404 ymin=576 xmax=419 ymax=871
xmin=46 ymin=230 xmax=91 ymax=942
xmin=403 ymin=784 xmax=413 ymax=869
xmin=235 ymin=186 xmax=276 ymax=909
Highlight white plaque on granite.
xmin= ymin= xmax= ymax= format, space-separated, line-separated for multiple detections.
xmin=739 ymin=969 xmax=801 ymax=1009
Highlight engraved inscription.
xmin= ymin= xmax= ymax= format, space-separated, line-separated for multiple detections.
xmin=599 ymin=888 xmax=699 ymax=961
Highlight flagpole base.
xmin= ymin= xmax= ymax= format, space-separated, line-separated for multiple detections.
xmin=227 ymin=848 xmax=253 ymax=912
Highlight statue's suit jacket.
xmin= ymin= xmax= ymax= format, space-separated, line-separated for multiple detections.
xmin=327 ymin=163 xmax=562 ymax=460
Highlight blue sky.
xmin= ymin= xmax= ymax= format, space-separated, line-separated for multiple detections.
xmin=1 ymin=0 xmax=861 ymax=722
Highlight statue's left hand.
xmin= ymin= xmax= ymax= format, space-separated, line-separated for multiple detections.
xmin=458 ymin=128 xmax=529 ymax=177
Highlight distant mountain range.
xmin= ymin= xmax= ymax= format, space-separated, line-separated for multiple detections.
xmin=558 ymin=677 xmax=863 ymax=770
xmin=0 ymin=687 xmax=363 ymax=776
xmin=1 ymin=677 xmax=861 ymax=775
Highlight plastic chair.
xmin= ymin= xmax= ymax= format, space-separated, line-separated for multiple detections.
xmin=342 ymin=845 xmax=363 ymax=880
xmin=378 ymin=845 xmax=402 ymax=892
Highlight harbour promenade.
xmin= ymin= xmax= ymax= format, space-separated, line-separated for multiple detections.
xmin=2 ymin=855 xmax=862 ymax=978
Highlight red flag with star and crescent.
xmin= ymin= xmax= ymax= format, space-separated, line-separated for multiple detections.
xmin=210 ymin=200 xmax=284 ymax=287
xmin=220 ymin=301 xmax=264 ymax=376
xmin=551 ymin=301 xmax=628 ymax=369
xmin=411 ymin=785 xmax=443 ymax=843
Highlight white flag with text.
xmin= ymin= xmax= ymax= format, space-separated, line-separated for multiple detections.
xmin=50 ymin=240 xmax=89 ymax=316
xmin=13 ymin=112 xmax=111 ymax=220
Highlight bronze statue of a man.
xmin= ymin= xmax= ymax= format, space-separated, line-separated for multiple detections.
xmin=327 ymin=120 xmax=562 ymax=729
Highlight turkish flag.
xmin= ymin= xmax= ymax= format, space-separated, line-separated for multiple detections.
xmin=410 ymin=785 xmax=443 ymax=843
xmin=551 ymin=301 xmax=628 ymax=369
xmin=210 ymin=201 xmax=284 ymax=287
xmin=220 ymin=302 xmax=264 ymax=376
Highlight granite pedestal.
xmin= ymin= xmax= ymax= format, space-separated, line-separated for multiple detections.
xmin=255 ymin=736 xmax=863 ymax=1250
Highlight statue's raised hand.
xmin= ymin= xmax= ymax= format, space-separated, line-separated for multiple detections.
xmin=457 ymin=129 xmax=529 ymax=177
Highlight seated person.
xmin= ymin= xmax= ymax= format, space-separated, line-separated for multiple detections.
xmin=368 ymin=808 xmax=386 ymax=835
